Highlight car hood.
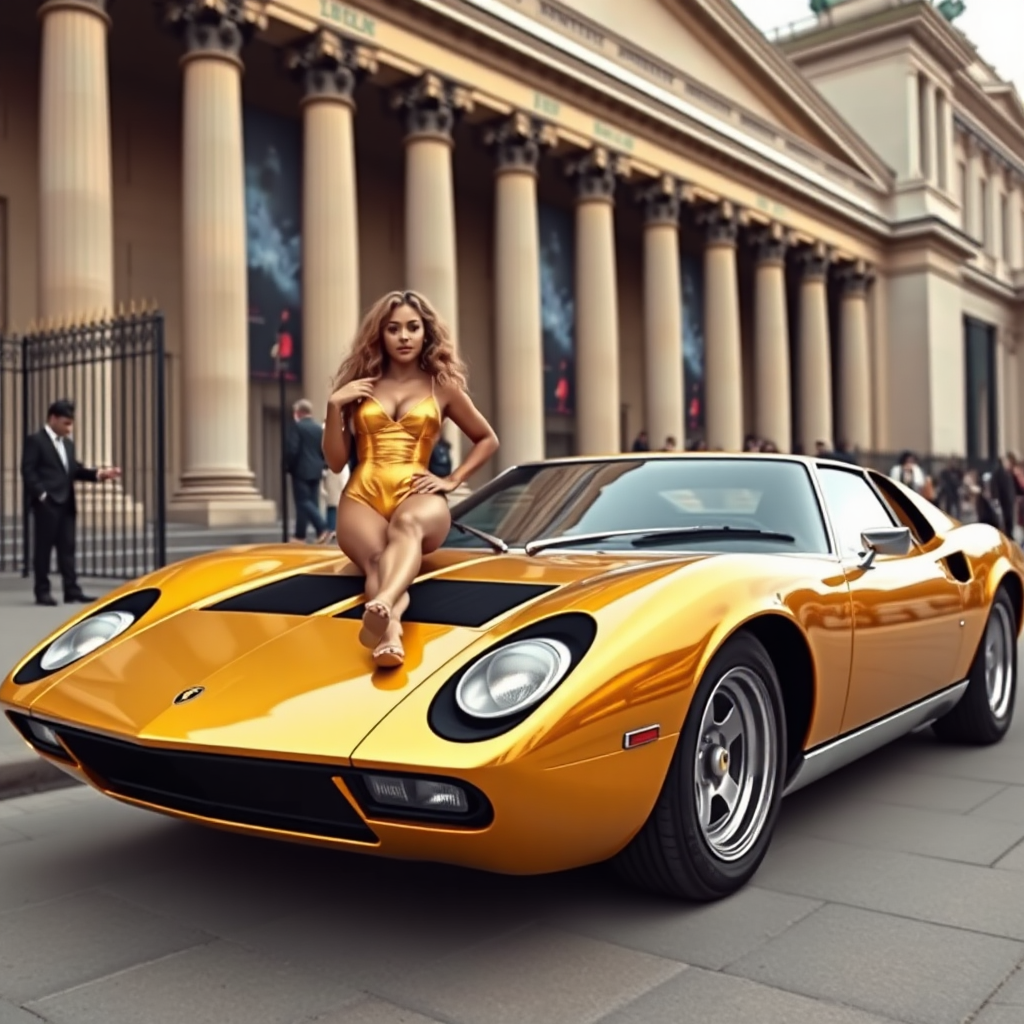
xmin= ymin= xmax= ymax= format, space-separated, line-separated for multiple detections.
xmin=13 ymin=548 xmax=710 ymax=762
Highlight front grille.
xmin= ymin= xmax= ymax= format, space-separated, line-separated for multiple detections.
xmin=56 ymin=727 xmax=377 ymax=844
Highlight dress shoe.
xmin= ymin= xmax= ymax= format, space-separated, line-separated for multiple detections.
xmin=35 ymin=594 xmax=58 ymax=607
xmin=64 ymin=592 xmax=95 ymax=604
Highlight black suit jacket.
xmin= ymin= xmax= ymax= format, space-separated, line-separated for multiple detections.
xmin=21 ymin=429 xmax=98 ymax=511
xmin=285 ymin=416 xmax=327 ymax=482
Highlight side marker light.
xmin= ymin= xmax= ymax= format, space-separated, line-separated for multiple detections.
xmin=623 ymin=725 xmax=660 ymax=749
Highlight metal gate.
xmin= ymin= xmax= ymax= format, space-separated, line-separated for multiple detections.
xmin=0 ymin=310 xmax=167 ymax=580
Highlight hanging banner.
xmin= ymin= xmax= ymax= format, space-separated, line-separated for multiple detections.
xmin=681 ymin=250 xmax=705 ymax=440
xmin=539 ymin=203 xmax=576 ymax=417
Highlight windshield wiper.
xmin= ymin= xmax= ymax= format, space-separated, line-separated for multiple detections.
xmin=451 ymin=521 xmax=509 ymax=554
xmin=524 ymin=526 xmax=795 ymax=555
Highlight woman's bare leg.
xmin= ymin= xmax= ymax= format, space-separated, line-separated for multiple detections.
xmin=363 ymin=495 xmax=451 ymax=642
xmin=334 ymin=497 xmax=389 ymax=647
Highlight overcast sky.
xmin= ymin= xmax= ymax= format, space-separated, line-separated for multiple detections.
xmin=731 ymin=0 xmax=1024 ymax=97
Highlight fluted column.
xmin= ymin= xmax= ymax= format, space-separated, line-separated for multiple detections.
xmin=797 ymin=245 xmax=834 ymax=453
xmin=703 ymin=204 xmax=743 ymax=452
xmin=639 ymin=177 xmax=684 ymax=449
xmin=164 ymin=1 xmax=275 ymax=525
xmin=288 ymin=31 xmax=376 ymax=417
xmin=838 ymin=263 xmax=872 ymax=452
xmin=753 ymin=227 xmax=791 ymax=453
xmin=485 ymin=114 xmax=553 ymax=469
xmin=38 ymin=0 xmax=113 ymax=320
xmin=966 ymin=136 xmax=985 ymax=242
xmin=565 ymin=147 xmax=627 ymax=455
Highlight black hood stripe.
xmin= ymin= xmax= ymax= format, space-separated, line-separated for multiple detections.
xmin=206 ymin=574 xmax=557 ymax=626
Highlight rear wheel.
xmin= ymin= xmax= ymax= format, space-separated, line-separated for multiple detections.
xmin=614 ymin=632 xmax=787 ymax=901
xmin=933 ymin=588 xmax=1017 ymax=745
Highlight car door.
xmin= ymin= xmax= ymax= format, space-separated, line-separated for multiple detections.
xmin=815 ymin=465 xmax=965 ymax=733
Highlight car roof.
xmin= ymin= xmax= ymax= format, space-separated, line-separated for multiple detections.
xmin=510 ymin=452 xmax=870 ymax=471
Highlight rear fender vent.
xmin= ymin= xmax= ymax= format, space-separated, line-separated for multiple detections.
xmin=943 ymin=552 xmax=972 ymax=583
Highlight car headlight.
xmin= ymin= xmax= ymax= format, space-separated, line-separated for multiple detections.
xmin=455 ymin=639 xmax=572 ymax=719
xmin=39 ymin=610 xmax=136 ymax=672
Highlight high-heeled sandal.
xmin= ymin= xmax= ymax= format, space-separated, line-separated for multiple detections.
xmin=373 ymin=640 xmax=405 ymax=669
xmin=358 ymin=600 xmax=391 ymax=649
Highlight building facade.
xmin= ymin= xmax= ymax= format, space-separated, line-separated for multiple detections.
xmin=0 ymin=0 xmax=1019 ymax=525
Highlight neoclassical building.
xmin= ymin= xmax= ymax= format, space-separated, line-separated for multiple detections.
xmin=0 ymin=0 xmax=1019 ymax=524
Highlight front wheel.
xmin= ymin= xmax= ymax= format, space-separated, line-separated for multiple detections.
xmin=933 ymin=588 xmax=1018 ymax=745
xmin=614 ymin=632 xmax=787 ymax=901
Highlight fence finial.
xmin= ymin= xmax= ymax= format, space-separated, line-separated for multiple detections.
xmin=117 ymin=300 xmax=125 ymax=318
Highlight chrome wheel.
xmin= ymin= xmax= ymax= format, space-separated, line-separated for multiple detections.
xmin=985 ymin=601 xmax=1015 ymax=720
xmin=694 ymin=666 xmax=778 ymax=863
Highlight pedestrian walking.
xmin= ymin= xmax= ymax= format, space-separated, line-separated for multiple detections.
xmin=285 ymin=398 xmax=329 ymax=544
xmin=20 ymin=399 xmax=121 ymax=606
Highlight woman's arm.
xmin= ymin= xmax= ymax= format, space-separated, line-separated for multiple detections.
xmin=322 ymin=401 xmax=350 ymax=474
xmin=438 ymin=385 xmax=499 ymax=486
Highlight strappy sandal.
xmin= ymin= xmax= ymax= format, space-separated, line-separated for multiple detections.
xmin=358 ymin=600 xmax=391 ymax=648
xmin=373 ymin=640 xmax=405 ymax=669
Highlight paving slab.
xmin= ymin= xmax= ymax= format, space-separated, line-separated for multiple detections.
xmin=776 ymin=795 xmax=1024 ymax=865
xmin=377 ymin=925 xmax=686 ymax=1024
xmin=754 ymin=834 xmax=1024 ymax=940
xmin=27 ymin=940 xmax=361 ymax=1024
xmin=0 ymin=890 xmax=208 ymax=1004
xmin=726 ymin=902 xmax=1023 ymax=1024
xmin=600 ymin=966 xmax=903 ymax=1024
xmin=311 ymin=996 xmax=447 ymax=1023
xmin=548 ymin=884 xmax=821 ymax=970
xmin=971 ymin=785 xmax=1024 ymax=824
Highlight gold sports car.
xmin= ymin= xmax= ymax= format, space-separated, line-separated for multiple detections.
xmin=3 ymin=454 xmax=1022 ymax=901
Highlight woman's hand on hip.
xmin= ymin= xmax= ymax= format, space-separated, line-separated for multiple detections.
xmin=329 ymin=378 xmax=377 ymax=408
xmin=410 ymin=473 xmax=457 ymax=495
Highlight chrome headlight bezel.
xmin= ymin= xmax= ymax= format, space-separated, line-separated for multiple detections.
xmin=39 ymin=610 xmax=137 ymax=672
xmin=454 ymin=638 xmax=573 ymax=720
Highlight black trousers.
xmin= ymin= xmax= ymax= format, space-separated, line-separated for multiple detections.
xmin=32 ymin=499 xmax=79 ymax=597
xmin=291 ymin=476 xmax=327 ymax=540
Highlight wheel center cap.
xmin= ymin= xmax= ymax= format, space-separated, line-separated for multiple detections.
xmin=708 ymin=745 xmax=730 ymax=778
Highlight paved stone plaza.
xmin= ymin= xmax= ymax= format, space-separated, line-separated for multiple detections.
xmin=2 ymin=580 xmax=1024 ymax=1023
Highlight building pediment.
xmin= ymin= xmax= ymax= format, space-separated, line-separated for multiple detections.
xmin=509 ymin=0 xmax=893 ymax=186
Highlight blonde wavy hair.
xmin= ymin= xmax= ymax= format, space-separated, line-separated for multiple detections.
xmin=331 ymin=290 xmax=468 ymax=397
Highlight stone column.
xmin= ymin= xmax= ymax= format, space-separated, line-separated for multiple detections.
xmin=38 ymin=0 xmax=114 ymax=321
xmin=565 ymin=147 xmax=627 ymax=456
xmin=906 ymin=70 xmax=922 ymax=180
xmin=753 ymin=226 xmax=791 ymax=453
xmin=838 ymin=262 xmax=872 ymax=452
xmin=703 ymin=203 xmax=743 ymax=452
xmin=797 ymin=245 xmax=833 ymax=453
xmin=392 ymin=74 xmax=472 ymax=455
xmin=638 ymin=176 xmax=684 ymax=450
xmin=485 ymin=113 xmax=554 ymax=470
xmin=288 ymin=31 xmax=376 ymax=418
xmin=921 ymin=77 xmax=936 ymax=184
xmin=1010 ymin=174 xmax=1024 ymax=271
xmin=164 ymin=1 xmax=275 ymax=525
xmin=965 ymin=136 xmax=985 ymax=242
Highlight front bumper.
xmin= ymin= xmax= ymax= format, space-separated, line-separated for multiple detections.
xmin=7 ymin=711 xmax=678 ymax=875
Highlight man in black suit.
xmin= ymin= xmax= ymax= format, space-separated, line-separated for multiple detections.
xmin=21 ymin=399 xmax=122 ymax=605
xmin=285 ymin=398 xmax=329 ymax=543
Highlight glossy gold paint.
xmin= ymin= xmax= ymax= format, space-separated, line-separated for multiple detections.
xmin=3 ymin=455 xmax=1023 ymax=876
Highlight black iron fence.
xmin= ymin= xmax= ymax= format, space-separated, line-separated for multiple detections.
xmin=0 ymin=311 xmax=167 ymax=579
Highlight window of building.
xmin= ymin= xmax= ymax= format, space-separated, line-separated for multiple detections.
xmin=964 ymin=316 xmax=998 ymax=462
xmin=935 ymin=91 xmax=948 ymax=189
xmin=816 ymin=467 xmax=896 ymax=559
xmin=917 ymin=73 xmax=930 ymax=179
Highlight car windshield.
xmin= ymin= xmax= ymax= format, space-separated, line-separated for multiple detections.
xmin=445 ymin=458 xmax=831 ymax=555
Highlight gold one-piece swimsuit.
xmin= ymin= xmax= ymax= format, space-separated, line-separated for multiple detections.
xmin=343 ymin=388 xmax=443 ymax=520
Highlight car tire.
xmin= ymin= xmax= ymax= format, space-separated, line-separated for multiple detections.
xmin=932 ymin=587 xmax=1017 ymax=746
xmin=614 ymin=631 xmax=787 ymax=901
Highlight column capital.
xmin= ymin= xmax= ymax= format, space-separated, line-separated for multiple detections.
xmin=752 ymin=223 xmax=789 ymax=265
xmin=838 ymin=259 xmax=873 ymax=296
xmin=391 ymin=73 xmax=474 ymax=144
xmin=39 ymin=0 xmax=111 ymax=23
xmin=798 ymin=242 xmax=832 ymax=281
xmin=285 ymin=29 xmax=377 ymax=107
xmin=160 ymin=0 xmax=266 ymax=63
xmin=637 ymin=175 xmax=683 ymax=227
xmin=700 ymin=201 xmax=740 ymax=247
xmin=483 ymin=112 xmax=557 ymax=176
xmin=565 ymin=146 xmax=630 ymax=204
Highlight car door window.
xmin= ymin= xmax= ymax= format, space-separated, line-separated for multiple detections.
xmin=817 ymin=467 xmax=897 ymax=558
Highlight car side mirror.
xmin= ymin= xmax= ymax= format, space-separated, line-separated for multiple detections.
xmin=857 ymin=527 xmax=913 ymax=570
